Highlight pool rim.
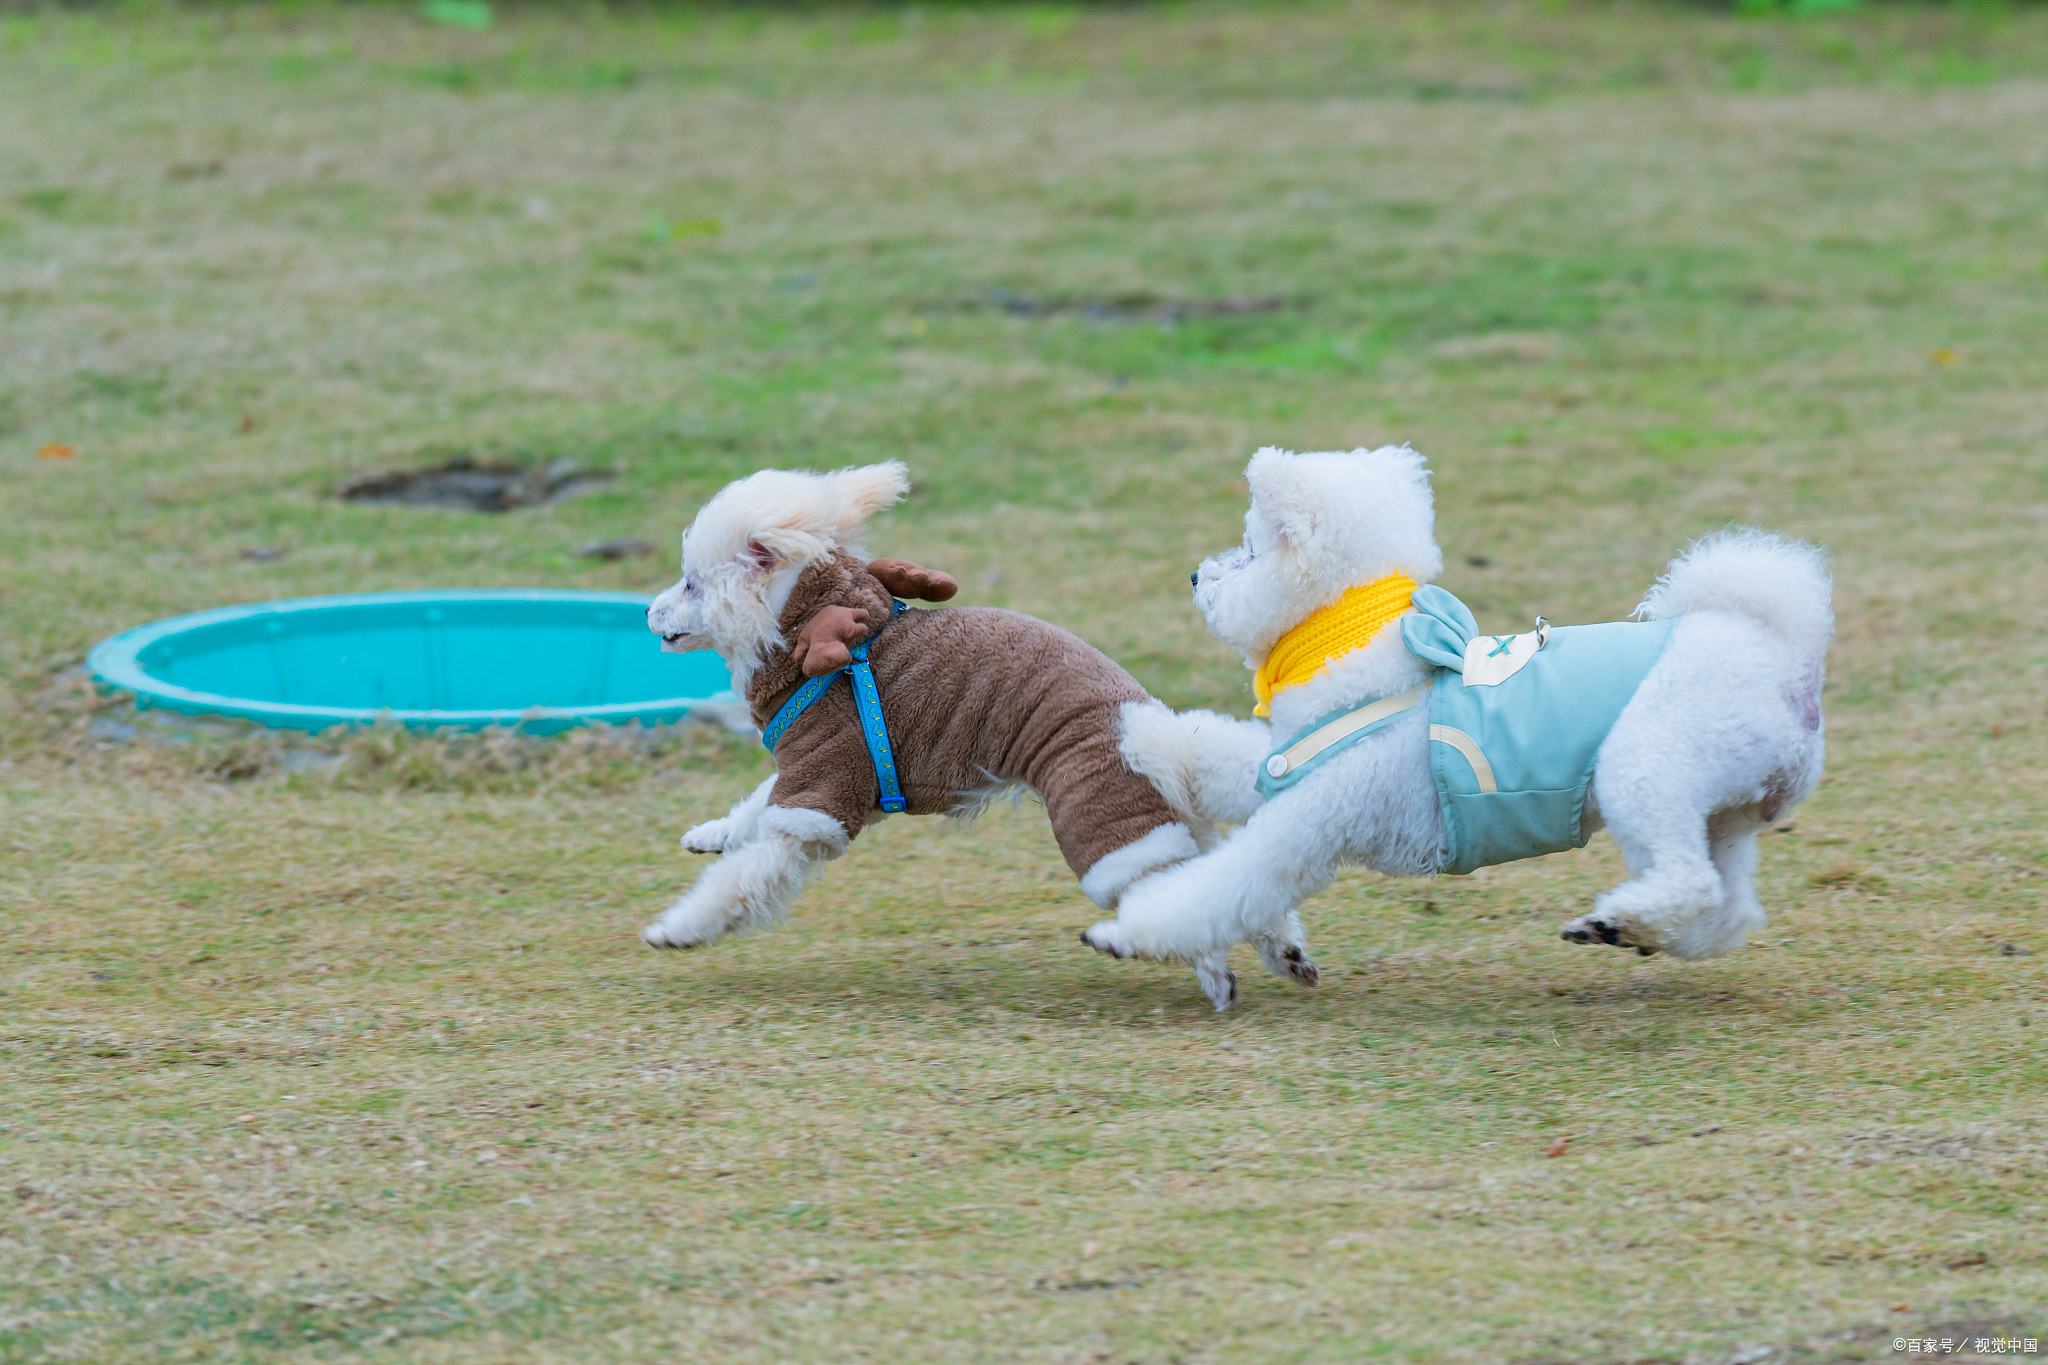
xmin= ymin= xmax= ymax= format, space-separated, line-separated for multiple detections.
xmin=85 ymin=588 xmax=738 ymax=734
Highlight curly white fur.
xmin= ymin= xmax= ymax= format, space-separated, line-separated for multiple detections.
xmin=1117 ymin=700 xmax=1272 ymax=835
xmin=1196 ymin=445 xmax=1444 ymax=666
xmin=1083 ymin=447 xmax=1833 ymax=1003
xmin=646 ymin=462 xmax=910 ymax=693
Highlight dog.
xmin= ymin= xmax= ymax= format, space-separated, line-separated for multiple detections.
xmin=1088 ymin=444 xmax=1833 ymax=1007
xmin=641 ymin=460 xmax=1271 ymax=1002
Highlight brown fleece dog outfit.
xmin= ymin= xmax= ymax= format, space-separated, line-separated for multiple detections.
xmin=749 ymin=551 xmax=1192 ymax=905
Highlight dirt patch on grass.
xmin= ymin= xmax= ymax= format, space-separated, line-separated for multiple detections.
xmin=336 ymin=455 xmax=612 ymax=512
xmin=968 ymin=289 xmax=1295 ymax=324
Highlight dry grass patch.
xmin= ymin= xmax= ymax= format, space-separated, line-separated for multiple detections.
xmin=2 ymin=2 xmax=2046 ymax=1361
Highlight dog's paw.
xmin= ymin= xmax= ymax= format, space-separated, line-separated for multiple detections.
xmin=642 ymin=920 xmax=703 ymax=949
xmin=1079 ymin=921 xmax=1135 ymax=960
xmin=1560 ymin=913 xmax=1637 ymax=950
xmin=1256 ymin=938 xmax=1319 ymax=988
xmin=680 ymin=820 xmax=731 ymax=855
xmin=643 ymin=905 xmax=729 ymax=949
xmin=1193 ymin=954 xmax=1239 ymax=1012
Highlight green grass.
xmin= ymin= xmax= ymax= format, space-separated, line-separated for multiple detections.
xmin=3 ymin=1 xmax=2047 ymax=1361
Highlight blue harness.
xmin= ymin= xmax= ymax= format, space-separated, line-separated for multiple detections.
xmin=759 ymin=600 xmax=908 ymax=815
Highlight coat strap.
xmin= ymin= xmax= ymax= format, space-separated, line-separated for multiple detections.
xmin=1254 ymin=684 xmax=1429 ymax=800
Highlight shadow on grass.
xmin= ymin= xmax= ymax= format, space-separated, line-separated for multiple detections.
xmin=633 ymin=930 xmax=1783 ymax=1046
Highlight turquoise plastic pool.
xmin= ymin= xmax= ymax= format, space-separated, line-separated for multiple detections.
xmin=86 ymin=590 xmax=736 ymax=733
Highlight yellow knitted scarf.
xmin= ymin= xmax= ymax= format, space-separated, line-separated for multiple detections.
xmin=1252 ymin=573 xmax=1419 ymax=717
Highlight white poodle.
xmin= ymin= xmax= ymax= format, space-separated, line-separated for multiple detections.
xmin=1088 ymin=445 xmax=1833 ymax=1007
xmin=640 ymin=462 xmax=1270 ymax=1002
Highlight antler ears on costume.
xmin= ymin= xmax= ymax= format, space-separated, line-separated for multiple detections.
xmin=791 ymin=605 xmax=873 ymax=678
xmin=866 ymin=558 xmax=958 ymax=602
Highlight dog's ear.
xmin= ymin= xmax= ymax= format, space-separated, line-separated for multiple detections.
xmin=791 ymin=605 xmax=872 ymax=677
xmin=736 ymin=527 xmax=828 ymax=574
xmin=1245 ymin=447 xmax=1323 ymax=557
xmin=866 ymin=557 xmax=958 ymax=602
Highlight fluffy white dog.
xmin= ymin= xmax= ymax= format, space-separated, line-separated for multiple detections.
xmin=1088 ymin=445 xmax=1833 ymax=1007
xmin=640 ymin=461 xmax=1269 ymax=1001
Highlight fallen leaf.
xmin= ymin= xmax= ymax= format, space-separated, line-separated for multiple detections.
xmin=1080 ymin=1240 xmax=1098 ymax=1259
xmin=1930 ymin=347 xmax=1957 ymax=365
xmin=37 ymin=443 xmax=75 ymax=460
xmin=1544 ymin=1136 xmax=1570 ymax=1158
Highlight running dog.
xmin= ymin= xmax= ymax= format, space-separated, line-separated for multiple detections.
xmin=1091 ymin=444 xmax=1833 ymax=1008
xmin=642 ymin=460 xmax=1270 ymax=1004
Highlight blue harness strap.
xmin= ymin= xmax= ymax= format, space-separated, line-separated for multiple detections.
xmin=843 ymin=637 xmax=905 ymax=814
xmin=760 ymin=601 xmax=908 ymax=815
xmin=759 ymin=672 xmax=835 ymax=752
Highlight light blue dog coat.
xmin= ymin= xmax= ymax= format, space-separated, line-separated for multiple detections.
xmin=1255 ymin=585 xmax=1674 ymax=875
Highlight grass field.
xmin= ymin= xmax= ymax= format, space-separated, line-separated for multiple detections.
xmin=3 ymin=1 xmax=2047 ymax=1360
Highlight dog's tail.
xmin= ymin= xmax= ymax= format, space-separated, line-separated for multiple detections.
xmin=1637 ymin=527 xmax=1834 ymax=681
xmin=1118 ymin=700 xmax=1271 ymax=846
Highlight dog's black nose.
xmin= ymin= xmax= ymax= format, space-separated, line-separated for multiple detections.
xmin=1190 ymin=571 xmax=1200 ymax=588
